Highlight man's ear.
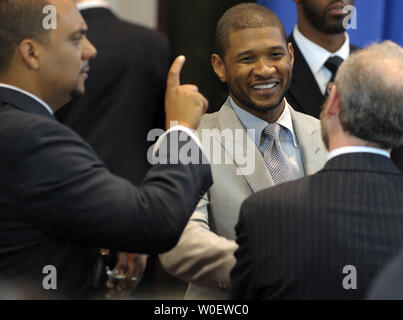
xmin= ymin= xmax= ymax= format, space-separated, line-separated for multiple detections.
xmin=325 ymin=84 xmax=342 ymax=117
xmin=288 ymin=42 xmax=294 ymax=67
xmin=18 ymin=39 xmax=42 ymax=70
xmin=211 ymin=53 xmax=227 ymax=83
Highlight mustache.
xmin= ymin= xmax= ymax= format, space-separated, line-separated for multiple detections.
xmin=326 ymin=0 xmax=347 ymax=10
xmin=80 ymin=63 xmax=90 ymax=73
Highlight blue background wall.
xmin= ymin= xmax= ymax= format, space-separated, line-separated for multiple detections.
xmin=258 ymin=0 xmax=403 ymax=47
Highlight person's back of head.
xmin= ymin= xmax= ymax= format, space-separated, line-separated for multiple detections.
xmin=335 ymin=41 xmax=403 ymax=149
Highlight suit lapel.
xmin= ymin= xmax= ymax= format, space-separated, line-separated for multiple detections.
xmin=287 ymin=35 xmax=325 ymax=118
xmin=289 ymin=107 xmax=327 ymax=175
xmin=215 ymin=100 xmax=274 ymax=192
xmin=211 ymin=100 xmax=326 ymax=192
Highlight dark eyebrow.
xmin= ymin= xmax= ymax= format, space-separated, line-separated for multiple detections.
xmin=235 ymin=46 xmax=286 ymax=59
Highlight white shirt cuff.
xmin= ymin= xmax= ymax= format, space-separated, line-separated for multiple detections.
xmin=153 ymin=126 xmax=203 ymax=155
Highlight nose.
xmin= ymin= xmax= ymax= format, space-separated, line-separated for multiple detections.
xmin=253 ymin=58 xmax=276 ymax=78
xmin=82 ymin=37 xmax=97 ymax=60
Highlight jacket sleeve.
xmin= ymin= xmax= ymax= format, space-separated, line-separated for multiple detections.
xmin=159 ymin=193 xmax=238 ymax=291
xmin=228 ymin=202 xmax=258 ymax=300
xmin=15 ymin=119 xmax=212 ymax=254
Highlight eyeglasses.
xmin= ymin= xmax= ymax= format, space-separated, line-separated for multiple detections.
xmin=326 ymin=82 xmax=335 ymax=95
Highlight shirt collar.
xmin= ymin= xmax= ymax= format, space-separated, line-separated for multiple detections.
xmin=230 ymin=97 xmax=298 ymax=147
xmin=76 ymin=0 xmax=111 ymax=11
xmin=293 ymin=26 xmax=350 ymax=75
xmin=0 ymin=83 xmax=53 ymax=115
xmin=328 ymin=146 xmax=391 ymax=161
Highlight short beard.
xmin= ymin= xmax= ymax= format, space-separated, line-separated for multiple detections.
xmin=246 ymin=94 xmax=286 ymax=115
xmin=70 ymin=88 xmax=84 ymax=100
xmin=301 ymin=0 xmax=347 ymax=34
xmin=232 ymin=78 xmax=291 ymax=116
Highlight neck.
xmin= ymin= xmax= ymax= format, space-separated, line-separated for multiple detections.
xmin=237 ymin=98 xmax=286 ymax=124
xmin=328 ymin=131 xmax=388 ymax=153
xmin=297 ymin=19 xmax=346 ymax=53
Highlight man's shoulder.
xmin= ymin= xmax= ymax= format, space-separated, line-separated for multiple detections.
xmin=198 ymin=111 xmax=221 ymax=131
xmin=198 ymin=100 xmax=232 ymax=131
xmin=290 ymin=105 xmax=321 ymax=129
xmin=0 ymin=105 xmax=83 ymax=145
xmin=243 ymin=174 xmax=316 ymax=217
xmin=0 ymin=104 xmax=53 ymax=132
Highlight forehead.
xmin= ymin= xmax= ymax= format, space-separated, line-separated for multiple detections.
xmin=51 ymin=0 xmax=87 ymax=35
xmin=227 ymin=27 xmax=287 ymax=55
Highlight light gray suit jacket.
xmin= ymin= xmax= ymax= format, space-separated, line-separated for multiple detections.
xmin=160 ymin=98 xmax=327 ymax=299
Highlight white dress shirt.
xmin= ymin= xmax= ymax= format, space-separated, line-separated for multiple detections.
xmin=230 ymin=97 xmax=305 ymax=179
xmin=328 ymin=146 xmax=391 ymax=161
xmin=293 ymin=26 xmax=350 ymax=95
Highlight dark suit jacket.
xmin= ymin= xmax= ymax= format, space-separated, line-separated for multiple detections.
xmin=229 ymin=152 xmax=403 ymax=300
xmin=286 ymin=33 xmax=403 ymax=179
xmin=286 ymin=34 xmax=360 ymax=119
xmin=0 ymin=87 xmax=212 ymax=298
xmin=367 ymin=246 xmax=403 ymax=300
xmin=56 ymin=7 xmax=170 ymax=185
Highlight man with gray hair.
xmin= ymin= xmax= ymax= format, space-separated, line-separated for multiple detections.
xmin=230 ymin=41 xmax=403 ymax=299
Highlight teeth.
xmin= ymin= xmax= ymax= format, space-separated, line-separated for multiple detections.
xmin=253 ymin=83 xmax=277 ymax=90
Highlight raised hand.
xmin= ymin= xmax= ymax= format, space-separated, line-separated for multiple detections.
xmin=165 ymin=55 xmax=209 ymax=130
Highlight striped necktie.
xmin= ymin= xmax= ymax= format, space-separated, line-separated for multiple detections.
xmin=263 ymin=123 xmax=296 ymax=185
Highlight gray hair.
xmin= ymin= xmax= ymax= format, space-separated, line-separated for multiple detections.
xmin=335 ymin=41 xmax=403 ymax=149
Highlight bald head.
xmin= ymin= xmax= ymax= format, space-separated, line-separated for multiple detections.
xmin=335 ymin=41 xmax=403 ymax=149
xmin=215 ymin=3 xmax=287 ymax=58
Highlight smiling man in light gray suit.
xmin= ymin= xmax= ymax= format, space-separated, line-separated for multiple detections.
xmin=160 ymin=3 xmax=327 ymax=299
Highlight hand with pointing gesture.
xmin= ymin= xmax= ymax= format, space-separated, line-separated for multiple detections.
xmin=165 ymin=55 xmax=209 ymax=130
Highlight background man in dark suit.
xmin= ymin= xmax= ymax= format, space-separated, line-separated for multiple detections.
xmin=0 ymin=0 xmax=210 ymax=299
xmin=229 ymin=40 xmax=403 ymax=300
xmin=286 ymin=0 xmax=403 ymax=176
xmin=286 ymin=0 xmax=357 ymax=119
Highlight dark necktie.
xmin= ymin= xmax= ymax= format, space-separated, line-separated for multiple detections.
xmin=324 ymin=55 xmax=344 ymax=83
